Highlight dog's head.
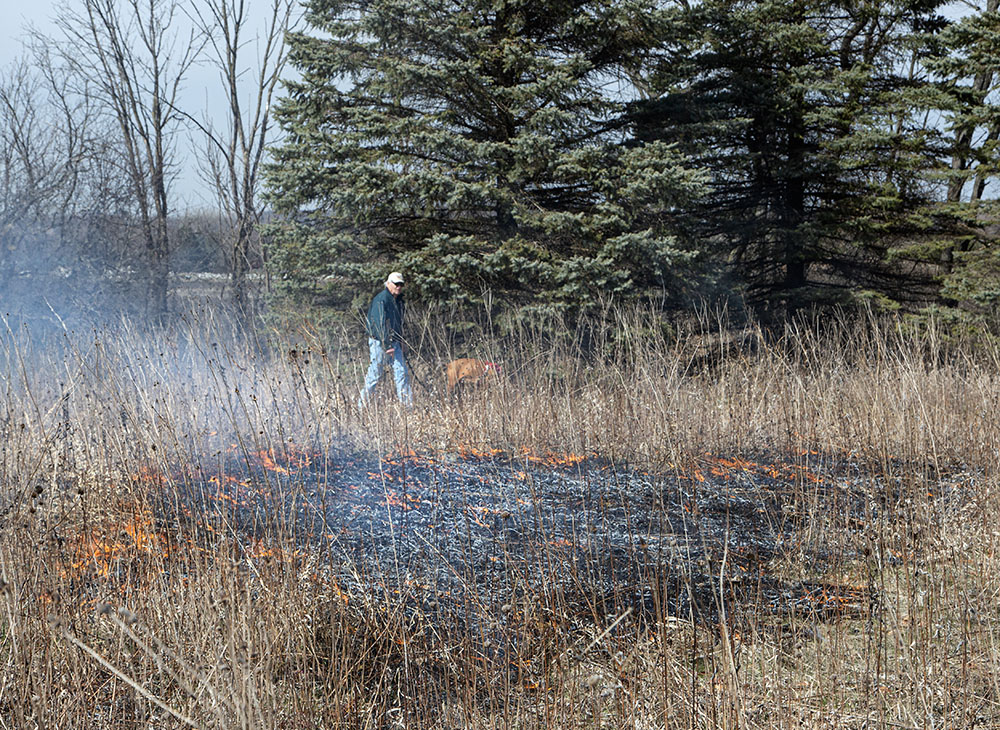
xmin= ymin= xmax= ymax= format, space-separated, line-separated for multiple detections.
xmin=482 ymin=361 xmax=502 ymax=374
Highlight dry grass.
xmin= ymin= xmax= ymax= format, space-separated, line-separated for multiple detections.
xmin=2 ymin=305 xmax=1000 ymax=728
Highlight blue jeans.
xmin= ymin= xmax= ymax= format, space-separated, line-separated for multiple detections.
xmin=359 ymin=338 xmax=412 ymax=407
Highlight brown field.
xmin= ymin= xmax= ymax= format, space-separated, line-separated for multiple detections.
xmin=1 ymin=305 xmax=999 ymax=729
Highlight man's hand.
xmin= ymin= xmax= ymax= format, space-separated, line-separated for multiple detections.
xmin=385 ymin=347 xmax=395 ymax=357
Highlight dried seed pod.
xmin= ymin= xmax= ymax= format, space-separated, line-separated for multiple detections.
xmin=117 ymin=608 xmax=138 ymax=625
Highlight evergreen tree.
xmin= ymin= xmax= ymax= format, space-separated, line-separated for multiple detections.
xmin=632 ymin=0 xmax=950 ymax=318
xmin=265 ymin=0 xmax=706 ymax=312
xmin=921 ymin=2 xmax=1000 ymax=320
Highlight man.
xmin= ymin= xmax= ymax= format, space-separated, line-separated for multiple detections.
xmin=358 ymin=271 xmax=413 ymax=408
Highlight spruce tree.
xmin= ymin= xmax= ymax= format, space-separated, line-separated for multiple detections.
xmin=920 ymin=2 xmax=1000 ymax=321
xmin=264 ymin=0 xmax=706 ymax=312
xmin=632 ymin=0 xmax=949 ymax=318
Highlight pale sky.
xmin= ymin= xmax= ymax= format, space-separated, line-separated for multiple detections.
xmin=0 ymin=0 xmax=294 ymax=211
xmin=0 ymin=0 xmax=56 ymax=56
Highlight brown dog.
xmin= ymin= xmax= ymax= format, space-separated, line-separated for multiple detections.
xmin=445 ymin=358 xmax=502 ymax=393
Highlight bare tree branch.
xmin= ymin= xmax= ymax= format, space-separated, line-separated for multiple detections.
xmin=47 ymin=0 xmax=205 ymax=320
xmin=186 ymin=0 xmax=298 ymax=317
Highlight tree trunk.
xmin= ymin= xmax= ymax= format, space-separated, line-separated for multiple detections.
xmin=782 ymin=105 xmax=808 ymax=319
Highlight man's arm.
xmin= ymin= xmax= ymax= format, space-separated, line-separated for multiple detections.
xmin=369 ymin=293 xmax=389 ymax=347
xmin=386 ymin=295 xmax=404 ymax=355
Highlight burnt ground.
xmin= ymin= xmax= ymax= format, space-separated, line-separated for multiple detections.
xmin=153 ymin=445 xmax=951 ymax=647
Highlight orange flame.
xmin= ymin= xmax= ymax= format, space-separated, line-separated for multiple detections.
xmin=518 ymin=447 xmax=593 ymax=466
xmin=379 ymin=490 xmax=421 ymax=510
xmin=458 ymin=445 xmax=504 ymax=459
xmin=675 ymin=455 xmax=824 ymax=484
xmin=253 ymin=445 xmax=312 ymax=474
xmin=63 ymin=513 xmax=169 ymax=580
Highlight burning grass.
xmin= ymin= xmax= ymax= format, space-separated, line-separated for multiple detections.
xmin=2 ymin=307 xmax=1000 ymax=728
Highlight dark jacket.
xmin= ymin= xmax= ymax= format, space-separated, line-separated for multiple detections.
xmin=365 ymin=287 xmax=405 ymax=348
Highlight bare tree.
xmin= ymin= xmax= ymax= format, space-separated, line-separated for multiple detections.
xmin=0 ymin=51 xmax=154 ymax=322
xmin=0 ymin=57 xmax=93 ymax=290
xmin=49 ymin=0 xmax=202 ymax=320
xmin=187 ymin=0 xmax=296 ymax=317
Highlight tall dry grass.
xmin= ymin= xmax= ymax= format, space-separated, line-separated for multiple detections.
xmin=1 ymin=305 xmax=999 ymax=728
